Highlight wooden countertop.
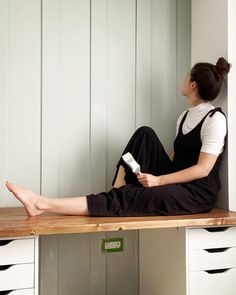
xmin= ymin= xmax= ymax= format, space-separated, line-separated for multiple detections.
xmin=1 ymin=207 xmax=236 ymax=238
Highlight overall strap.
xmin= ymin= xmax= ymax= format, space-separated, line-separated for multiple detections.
xmin=209 ymin=107 xmax=224 ymax=117
xmin=198 ymin=107 xmax=224 ymax=126
xmin=177 ymin=107 xmax=226 ymax=135
xmin=178 ymin=110 xmax=189 ymax=132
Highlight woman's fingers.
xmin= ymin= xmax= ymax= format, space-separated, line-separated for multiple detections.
xmin=137 ymin=173 xmax=151 ymax=187
xmin=137 ymin=173 xmax=159 ymax=187
xmin=137 ymin=173 xmax=146 ymax=182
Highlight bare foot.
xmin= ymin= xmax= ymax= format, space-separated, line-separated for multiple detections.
xmin=6 ymin=181 xmax=46 ymax=217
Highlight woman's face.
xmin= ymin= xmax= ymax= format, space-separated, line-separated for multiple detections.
xmin=182 ymin=72 xmax=191 ymax=97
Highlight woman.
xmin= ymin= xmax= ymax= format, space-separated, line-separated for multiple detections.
xmin=6 ymin=57 xmax=230 ymax=217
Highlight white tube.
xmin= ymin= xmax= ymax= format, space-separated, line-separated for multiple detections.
xmin=122 ymin=152 xmax=141 ymax=175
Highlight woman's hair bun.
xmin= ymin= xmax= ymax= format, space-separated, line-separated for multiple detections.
xmin=215 ymin=57 xmax=231 ymax=77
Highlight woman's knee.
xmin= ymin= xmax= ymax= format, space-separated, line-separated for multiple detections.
xmin=135 ymin=126 xmax=156 ymax=136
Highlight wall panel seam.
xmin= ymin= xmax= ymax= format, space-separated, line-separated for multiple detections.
xmin=89 ymin=0 xmax=92 ymax=196
xmin=40 ymin=0 xmax=43 ymax=196
xmin=89 ymin=4 xmax=92 ymax=295
xmin=135 ymin=0 xmax=137 ymax=129
xmin=150 ymin=0 xmax=153 ymax=126
xmin=6 ymin=0 xmax=10 ymax=207
xmin=176 ymin=0 xmax=179 ymax=110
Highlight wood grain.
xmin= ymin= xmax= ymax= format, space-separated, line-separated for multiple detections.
xmin=0 ymin=207 xmax=236 ymax=238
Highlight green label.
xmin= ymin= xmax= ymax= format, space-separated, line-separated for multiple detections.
xmin=101 ymin=237 xmax=124 ymax=253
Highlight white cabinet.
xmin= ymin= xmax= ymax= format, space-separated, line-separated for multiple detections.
xmin=0 ymin=237 xmax=38 ymax=295
xmin=189 ymin=268 xmax=236 ymax=295
xmin=188 ymin=227 xmax=236 ymax=249
xmin=140 ymin=226 xmax=236 ymax=295
xmin=189 ymin=247 xmax=236 ymax=271
xmin=188 ymin=227 xmax=236 ymax=295
xmin=0 ymin=239 xmax=34 ymax=265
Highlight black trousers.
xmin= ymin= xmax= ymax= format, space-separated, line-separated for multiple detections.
xmin=86 ymin=126 xmax=216 ymax=217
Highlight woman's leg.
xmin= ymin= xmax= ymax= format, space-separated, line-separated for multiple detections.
xmin=87 ymin=182 xmax=215 ymax=217
xmin=6 ymin=181 xmax=89 ymax=217
xmin=112 ymin=126 xmax=173 ymax=186
xmin=7 ymin=127 xmax=173 ymax=217
xmin=113 ymin=165 xmax=126 ymax=188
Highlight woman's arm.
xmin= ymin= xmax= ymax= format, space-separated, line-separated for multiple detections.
xmin=137 ymin=152 xmax=218 ymax=187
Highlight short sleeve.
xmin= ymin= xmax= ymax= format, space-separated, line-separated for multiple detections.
xmin=200 ymin=112 xmax=227 ymax=156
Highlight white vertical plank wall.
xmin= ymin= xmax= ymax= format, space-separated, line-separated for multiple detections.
xmin=151 ymin=0 xmax=178 ymax=150
xmin=0 ymin=0 xmax=191 ymax=294
xmin=139 ymin=0 xmax=191 ymax=294
xmin=90 ymin=0 xmax=107 ymax=194
xmin=104 ymin=1 xmax=138 ymax=295
xmin=51 ymin=2 xmax=91 ymax=293
xmin=136 ymin=0 xmax=152 ymax=128
xmin=105 ymin=0 xmax=136 ymax=188
xmin=228 ymin=0 xmax=236 ymax=211
xmin=177 ymin=0 xmax=191 ymax=113
xmin=41 ymin=1 xmax=91 ymax=295
xmin=0 ymin=0 xmax=41 ymax=207
xmin=40 ymin=1 xmax=60 ymax=293
xmin=191 ymin=0 xmax=228 ymax=209
xmin=0 ymin=0 xmax=9 ymax=207
xmin=41 ymin=0 xmax=60 ymax=198
xmin=90 ymin=1 xmax=107 ymax=294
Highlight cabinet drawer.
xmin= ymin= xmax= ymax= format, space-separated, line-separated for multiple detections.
xmin=0 ymin=239 xmax=34 ymax=265
xmin=189 ymin=247 xmax=236 ymax=271
xmin=188 ymin=227 xmax=236 ymax=250
xmin=189 ymin=268 xmax=236 ymax=295
xmin=0 ymin=289 xmax=34 ymax=295
xmin=0 ymin=264 xmax=34 ymax=291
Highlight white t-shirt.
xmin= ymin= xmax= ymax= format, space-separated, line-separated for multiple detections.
xmin=176 ymin=102 xmax=227 ymax=156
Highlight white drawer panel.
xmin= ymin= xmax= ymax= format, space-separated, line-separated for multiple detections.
xmin=0 ymin=239 xmax=34 ymax=265
xmin=189 ymin=268 xmax=236 ymax=295
xmin=189 ymin=247 xmax=236 ymax=271
xmin=0 ymin=264 xmax=34 ymax=291
xmin=0 ymin=289 xmax=34 ymax=295
xmin=188 ymin=227 xmax=236 ymax=250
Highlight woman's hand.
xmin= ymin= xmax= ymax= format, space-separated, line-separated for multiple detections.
xmin=137 ymin=173 xmax=161 ymax=187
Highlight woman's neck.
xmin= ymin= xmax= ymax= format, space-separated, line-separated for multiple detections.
xmin=187 ymin=95 xmax=206 ymax=107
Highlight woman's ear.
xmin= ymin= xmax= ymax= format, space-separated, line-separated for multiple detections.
xmin=190 ymin=81 xmax=198 ymax=90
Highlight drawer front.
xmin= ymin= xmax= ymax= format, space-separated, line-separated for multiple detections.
xmin=0 ymin=289 xmax=34 ymax=295
xmin=188 ymin=227 xmax=236 ymax=250
xmin=0 ymin=239 xmax=34 ymax=265
xmin=0 ymin=264 xmax=34 ymax=291
xmin=189 ymin=247 xmax=236 ymax=271
xmin=189 ymin=268 xmax=236 ymax=295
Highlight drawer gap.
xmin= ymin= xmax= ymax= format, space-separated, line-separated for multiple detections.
xmin=204 ymin=227 xmax=230 ymax=232
xmin=205 ymin=268 xmax=230 ymax=274
xmin=0 ymin=291 xmax=14 ymax=295
xmin=0 ymin=240 xmax=13 ymax=247
xmin=0 ymin=265 xmax=12 ymax=271
xmin=205 ymin=247 xmax=229 ymax=253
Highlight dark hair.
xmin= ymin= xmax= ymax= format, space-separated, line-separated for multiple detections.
xmin=190 ymin=57 xmax=231 ymax=101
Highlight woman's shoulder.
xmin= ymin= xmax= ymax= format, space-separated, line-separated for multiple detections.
xmin=206 ymin=108 xmax=227 ymax=122
xmin=203 ymin=109 xmax=227 ymax=132
xmin=201 ymin=108 xmax=227 ymax=156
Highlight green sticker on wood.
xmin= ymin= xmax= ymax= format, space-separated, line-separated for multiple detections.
xmin=101 ymin=237 xmax=124 ymax=253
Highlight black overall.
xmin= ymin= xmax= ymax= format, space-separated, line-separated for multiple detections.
xmin=86 ymin=108 xmax=225 ymax=217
